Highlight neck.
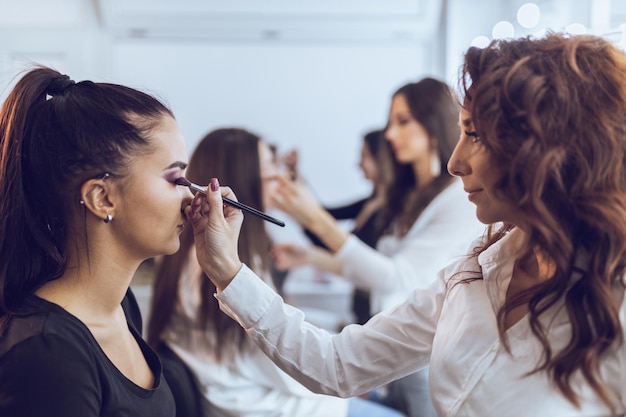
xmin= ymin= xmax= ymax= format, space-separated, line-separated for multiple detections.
xmin=511 ymin=228 xmax=555 ymax=283
xmin=36 ymin=248 xmax=139 ymax=321
xmin=412 ymin=159 xmax=436 ymax=191
xmin=372 ymin=182 xmax=387 ymax=199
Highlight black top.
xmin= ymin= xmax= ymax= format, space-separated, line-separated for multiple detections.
xmin=306 ymin=197 xmax=381 ymax=250
xmin=0 ymin=291 xmax=175 ymax=417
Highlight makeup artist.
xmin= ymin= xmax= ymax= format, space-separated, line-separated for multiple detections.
xmin=271 ymin=78 xmax=484 ymax=417
xmin=187 ymin=33 xmax=626 ymax=416
xmin=0 ymin=66 xmax=192 ymax=416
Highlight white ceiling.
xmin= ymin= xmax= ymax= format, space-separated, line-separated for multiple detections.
xmin=0 ymin=0 xmax=623 ymax=42
xmin=94 ymin=0 xmax=444 ymax=41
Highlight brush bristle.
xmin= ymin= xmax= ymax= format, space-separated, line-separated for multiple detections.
xmin=174 ymin=177 xmax=191 ymax=186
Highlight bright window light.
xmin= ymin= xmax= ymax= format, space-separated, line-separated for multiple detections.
xmin=565 ymin=23 xmax=587 ymax=35
xmin=470 ymin=36 xmax=491 ymax=48
xmin=517 ymin=3 xmax=541 ymax=29
xmin=492 ymin=21 xmax=515 ymax=39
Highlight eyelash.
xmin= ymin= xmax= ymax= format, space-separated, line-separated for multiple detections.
xmin=464 ymin=130 xmax=482 ymax=143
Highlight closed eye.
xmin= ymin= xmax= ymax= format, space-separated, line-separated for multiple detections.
xmin=464 ymin=130 xmax=481 ymax=143
xmin=162 ymin=163 xmax=188 ymax=184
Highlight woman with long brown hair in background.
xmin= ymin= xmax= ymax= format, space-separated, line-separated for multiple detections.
xmin=271 ymin=78 xmax=484 ymax=417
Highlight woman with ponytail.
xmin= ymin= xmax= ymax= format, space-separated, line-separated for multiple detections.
xmin=0 ymin=66 xmax=192 ymax=416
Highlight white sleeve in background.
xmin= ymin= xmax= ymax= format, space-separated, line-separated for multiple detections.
xmin=217 ymin=262 xmax=450 ymax=398
xmin=336 ymin=179 xmax=484 ymax=312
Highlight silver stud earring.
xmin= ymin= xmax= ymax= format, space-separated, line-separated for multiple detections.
xmin=79 ymin=200 xmax=85 ymax=205
xmin=104 ymin=213 xmax=113 ymax=223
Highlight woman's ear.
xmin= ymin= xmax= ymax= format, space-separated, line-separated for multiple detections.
xmin=80 ymin=178 xmax=115 ymax=223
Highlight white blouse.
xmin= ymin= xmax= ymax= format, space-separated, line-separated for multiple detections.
xmin=337 ymin=179 xmax=485 ymax=313
xmin=217 ymin=228 xmax=626 ymax=417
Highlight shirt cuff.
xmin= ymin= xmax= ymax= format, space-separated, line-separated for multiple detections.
xmin=215 ymin=264 xmax=278 ymax=329
xmin=335 ymin=234 xmax=359 ymax=260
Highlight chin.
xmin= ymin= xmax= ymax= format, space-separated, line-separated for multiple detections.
xmin=162 ymin=240 xmax=182 ymax=256
xmin=475 ymin=210 xmax=497 ymax=225
xmin=170 ymin=243 xmax=182 ymax=255
xmin=394 ymin=154 xmax=409 ymax=163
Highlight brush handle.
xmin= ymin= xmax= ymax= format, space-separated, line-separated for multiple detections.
xmin=188 ymin=182 xmax=285 ymax=227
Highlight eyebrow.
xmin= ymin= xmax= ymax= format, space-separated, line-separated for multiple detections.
xmin=164 ymin=161 xmax=188 ymax=170
xmin=461 ymin=117 xmax=473 ymax=128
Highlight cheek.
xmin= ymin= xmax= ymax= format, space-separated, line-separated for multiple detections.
xmin=262 ymin=180 xmax=278 ymax=206
xmin=482 ymin=162 xmax=502 ymax=191
xmin=141 ymin=185 xmax=185 ymax=224
xmin=409 ymin=132 xmax=431 ymax=152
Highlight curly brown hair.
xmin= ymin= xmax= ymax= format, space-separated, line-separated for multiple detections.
xmin=461 ymin=33 xmax=626 ymax=412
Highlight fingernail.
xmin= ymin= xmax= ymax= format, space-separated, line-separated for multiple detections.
xmin=210 ymin=178 xmax=220 ymax=192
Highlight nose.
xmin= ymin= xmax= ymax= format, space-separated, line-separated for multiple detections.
xmin=384 ymin=125 xmax=395 ymax=143
xmin=447 ymin=140 xmax=468 ymax=177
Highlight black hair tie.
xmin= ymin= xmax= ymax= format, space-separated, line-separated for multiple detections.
xmin=46 ymin=74 xmax=75 ymax=97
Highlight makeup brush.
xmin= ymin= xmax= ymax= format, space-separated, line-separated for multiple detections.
xmin=175 ymin=177 xmax=285 ymax=227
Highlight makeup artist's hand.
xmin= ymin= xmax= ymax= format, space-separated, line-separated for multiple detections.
xmin=186 ymin=178 xmax=243 ymax=292
xmin=269 ymin=175 xmax=349 ymax=253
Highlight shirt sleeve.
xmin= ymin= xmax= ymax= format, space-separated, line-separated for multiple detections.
xmin=216 ymin=262 xmax=453 ymax=398
xmin=336 ymin=181 xmax=483 ymax=295
xmin=0 ymin=331 xmax=101 ymax=417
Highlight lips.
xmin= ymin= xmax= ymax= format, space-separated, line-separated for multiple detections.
xmin=465 ymin=188 xmax=482 ymax=202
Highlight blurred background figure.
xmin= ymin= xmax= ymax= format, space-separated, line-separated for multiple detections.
xmin=147 ymin=127 xmax=404 ymax=417
xmin=270 ymin=78 xmax=485 ymax=417
xmin=273 ymin=128 xmax=393 ymax=325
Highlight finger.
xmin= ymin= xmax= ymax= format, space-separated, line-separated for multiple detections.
xmin=185 ymin=194 xmax=208 ymax=230
xmin=275 ymin=174 xmax=293 ymax=189
xmin=193 ymin=192 xmax=204 ymax=213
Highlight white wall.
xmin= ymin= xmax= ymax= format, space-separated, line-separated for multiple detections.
xmin=0 ymin=0 xmax=443 ymax=206
xmin=0 ymin=0 xmax=108 ymax=92
xmin=3 ymin=0 xmax=624 ymax=206
xmin=110 ymin=38 xmax=432 ymax=205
